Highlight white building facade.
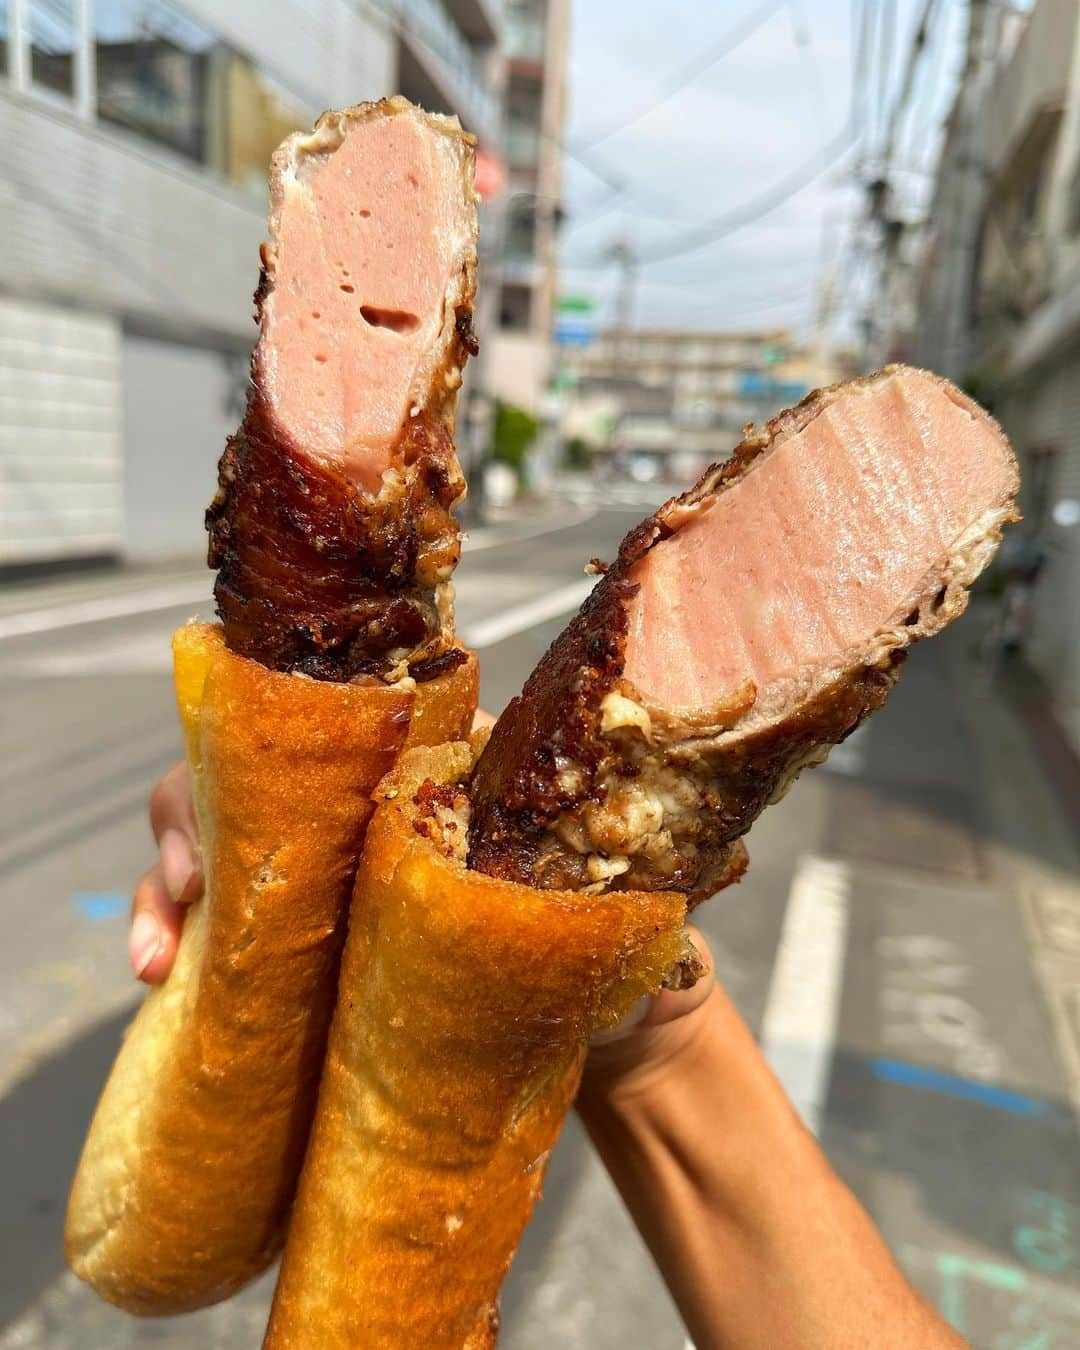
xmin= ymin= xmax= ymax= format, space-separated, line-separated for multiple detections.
xmin=0 ymin=0 xmax=503 ymax=563
xmin=919 ymin=0 xmax=1080 ymax=749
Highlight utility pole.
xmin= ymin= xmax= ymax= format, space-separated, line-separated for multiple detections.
xmin=931 ymin=0 xmax=1005 ymax=380
xmin=607 ymin=239 xmax=638 ymax=375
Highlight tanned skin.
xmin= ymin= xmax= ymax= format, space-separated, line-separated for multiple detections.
xmin=129 ymin=741 xmax=966 ymax=1350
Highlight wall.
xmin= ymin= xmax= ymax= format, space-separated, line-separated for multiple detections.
xmin=0 ymin=90 xmax=264 ymax=343
xmin=121 ymin=333 xmax=248 ymax=562
xmin=0 ymin=0 xmax=397 ymax=564
xmin=486 ymin=329 xmax=550 ymax=411
xmin=998 ymin=355 xmax=1080 ymax=750
xmin=0 ymin=296 xmax=123 ymax=564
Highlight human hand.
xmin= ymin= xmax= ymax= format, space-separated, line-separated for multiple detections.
xmin=129 ymin=762 xmax=203 ymax=983
xmin=129 ymin=708 xmax=498 ymax=984
xmin=582 ymin=926 xmax=716 ymax=1102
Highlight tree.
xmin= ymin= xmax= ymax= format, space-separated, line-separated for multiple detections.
xmin=492 ymin=402 xmax=540 ymax=478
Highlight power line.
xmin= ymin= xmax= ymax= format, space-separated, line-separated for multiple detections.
xmin=900 ymin=0 xmax=956 ymax=174
xmin=559 ymin=0 xmax=789 ymax=228
xmin=635 ymin=125 xmax=858 ymax=264
xmin=569 ymin=0 xmax=786 ymax=154
xmin=786 ymin=0 xmax=831 ymax=132
xmin=874 ymin=0 xmax=898 ymax=156
xmin=618 ymin=0 xmax=871 ymax=268
xmin=883 ymin=0 xmax=943 ymax=170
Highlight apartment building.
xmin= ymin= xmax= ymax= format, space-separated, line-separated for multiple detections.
xmin=918 ymin=0 xmax=1080 ymax=748
xmin=0 ymin=0 xmax=503 ymax=564
xmin=559 ymin=327 xmax=841 ymax=479
xmin=486 ymin=0 xmax=568 ymax=414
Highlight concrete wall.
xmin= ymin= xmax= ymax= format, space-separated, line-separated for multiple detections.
xmin=999 ymin=355 xmax=1080 ymax=751
xmin=0 ymin=0 xmax=397 ymax=564
xmin=0 ymin=90 xmax=265 ymax=344
xmin=121 ymin=334 xmax=247 ymax=562
xmin=0 ymin=296 xmax=123 ymax=563
xmin=180 ymin=0 xmax=395 ymax=115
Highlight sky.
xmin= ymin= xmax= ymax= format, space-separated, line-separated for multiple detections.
xmin=556 ymin=0 xmax=971 ymax=341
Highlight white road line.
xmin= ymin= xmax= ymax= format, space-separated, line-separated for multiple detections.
xmin=460 ymin=577 xmax=596 ymax=649
xmin=759 ymin=855 xmax=852 ymax=1137
xmin=5 ymin=631 xmax=174 ymax=677
xmin=683 ymin=856 xmax=852 ymax=1350
xmin=462 ymin=507 xmax=597 ymax=552
xmin=823 ymin=723 xmax=869 ymax=777
xmin=0 ymin=581 xmax=211 ymax=640
xmin=0 ymin=508 xmax=596 ymax=643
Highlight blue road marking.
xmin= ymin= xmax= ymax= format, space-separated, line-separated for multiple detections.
xmin=871 ymin=1057 xmax=1053 ymax=1117
xmin=73 ymin=892 xmax=128 ymax=922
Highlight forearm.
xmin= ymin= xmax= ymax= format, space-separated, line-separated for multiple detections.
xmin=578 ymin=985 xmax=966 ymax=1350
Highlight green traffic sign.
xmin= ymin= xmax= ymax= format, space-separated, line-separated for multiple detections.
xmin=558 ymin=295 xmax=595 ymax=314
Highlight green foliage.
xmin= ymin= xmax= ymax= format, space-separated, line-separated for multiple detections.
xmin=492 ymin=402 xmax=541 ymax=476
xmin=565 ymin=436 xmax=590 ymax=469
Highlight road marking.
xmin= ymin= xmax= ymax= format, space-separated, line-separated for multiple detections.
xmin=869 ymin=1057 xmax=1052 ymax=1117
xmin=460 ymin=577 xmax=596 ymax=649
xmin=0 ymin=580 xmax=210 ymax=640
xmin=73 ymin=893 xmax=129 ymax=922
xmin=759 ymin=854 xmax=852 ymax=1136
xmin=823 ymin=722 xmax=868 ymax=776
xmin=684 ymin=862 xmax=852 ymax=1349
xmin=462 ymin=507 xmax=597 ymax=552
xmin=6 ymin=630 xmax=175 ymax=676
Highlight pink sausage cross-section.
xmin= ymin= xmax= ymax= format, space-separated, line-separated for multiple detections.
xmin=468 ymin=367 xmax=1019 ymax=906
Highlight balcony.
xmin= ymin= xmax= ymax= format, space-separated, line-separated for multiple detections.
xmin=505 ymin=121 xmax=541 ymax=169
xmin=443 ymin=0 xmax=503 ymax=45
xmin=506 ymin=12 xmax=545 ymax=64
xmin=979 ymin=0 xmax=1077 ymax=176
xmin=390 ymin=0 xmax=500 ymax=145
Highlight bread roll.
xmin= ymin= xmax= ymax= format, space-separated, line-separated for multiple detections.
xmin=263 ymin=739 xmax=685 ymax=1348
xmin=65 ymin=623 xmax=477 ymax=1314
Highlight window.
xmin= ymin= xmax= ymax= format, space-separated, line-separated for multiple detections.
xmin=500 ymin=283 xmax=533 ymax=332
xmin=94 ymin=0 xmax=310 ymax=189
xmin=222 ymin=57 xmax=313 ymax=196
xmin=1068 ymin=159 xmax=1080 ymax=237
xmin=30 ymin=0 xmax=76 ymax=98
xmin=1026 ymin=445 xmax=1058 ymax=534
xmin=505 ymin=201 xmax=537 ymax=261
xmin=95 ymin=0 xmax=217 ymax=162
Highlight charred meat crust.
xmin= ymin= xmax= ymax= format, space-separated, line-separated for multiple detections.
xmin=467 ymin=365 xmax=1015 ymax=902
xmin=207 ymin=387 xmax=467 ymax=682
xmin=208 ymin=98 xmax=478 ymax=683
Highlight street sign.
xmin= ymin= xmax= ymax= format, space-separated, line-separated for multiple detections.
xmin=554 ymin=319 xmax=596 ymax=347
xmin=558 ymin=295 xmax=595 ymax=314
xmin=474 ymin=148 xmax=505 ymax=199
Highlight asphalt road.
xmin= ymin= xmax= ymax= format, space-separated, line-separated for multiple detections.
xmin=1 ymin=498 xmax=1079 ymax=1349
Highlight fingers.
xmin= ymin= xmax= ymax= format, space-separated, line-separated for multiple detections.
xmin=582 ymin=928 xmax=718 ymax=1093
xmin=640 ymin=926 xmax=715 ymax=1029
xmin=472 ymin=707 xmax=497 ymax=732
xmin=131 ymin=762 xmax=203 ymax=984
xmin=590 ymin=927 xmax=714 ymax=1047
xmin=130 ymin=863 xmax=184 ymax=984
xmin=148 ymin=762 xmax=203 ymax=907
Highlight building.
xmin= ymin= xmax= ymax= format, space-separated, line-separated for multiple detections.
xmin=917 ymin=0 xmax=1080 ymax=749
xmin=558 ymin=327 xmax=843 ymax=483
xmin=0 ymin=0 xmax=505 ymax=565
xmin=486 ymin=0 xmax=569 ymax=414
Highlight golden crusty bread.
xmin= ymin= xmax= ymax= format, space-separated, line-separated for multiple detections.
xmin=65 ymin=624 xmax=478 ymax=1315
xmin=263 ymin=740 xmax=686 ymax=1348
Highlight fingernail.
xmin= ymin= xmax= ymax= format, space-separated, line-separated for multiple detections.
xmin=590 ymin=995 xmax=653 ymax=1046
xmin=160 ymin=829 xmax=196 ymax=903
xmin=130 ymin=911 xmax=162 ymax=979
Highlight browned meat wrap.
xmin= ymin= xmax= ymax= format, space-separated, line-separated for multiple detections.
xmin=66 ymin=98 xmax=481 ymax=1315
xmin=469 ymin=366 xmax=1019 ymax=903
xmin=207 ymin=98 xmax=478 ymax=682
